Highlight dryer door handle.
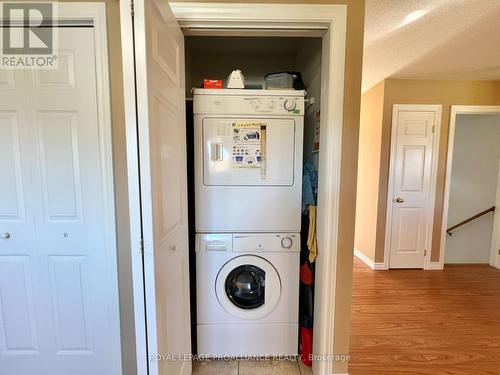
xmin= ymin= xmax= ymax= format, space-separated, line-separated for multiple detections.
xmin=211 ymin=142 xmax=223 ymax=161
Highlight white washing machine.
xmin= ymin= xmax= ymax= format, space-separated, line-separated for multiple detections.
xmin=193 ymin=89 xmax=304 ymax=356
xmin=196 ymin=233 xmax=299 ymax=356
xmin=193 ymin=89 xmax=305 ymax=233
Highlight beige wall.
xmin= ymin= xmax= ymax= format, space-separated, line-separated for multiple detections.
xmin=357 ymin=79 xmax=500 ymax=264
xmin=355 ymin=81 xmax=384 ymax=261
xmin=101 ymin=2 xmax=136 ymax=372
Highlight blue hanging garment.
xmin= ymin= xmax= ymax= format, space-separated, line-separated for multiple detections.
xmin=302 ymin=162 xmax=318 ymax=213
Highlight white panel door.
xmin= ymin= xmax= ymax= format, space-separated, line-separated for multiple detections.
xmin=389 ymin=108 xmax=439 ymax=268
xmin=0 ymin=70 xmax=43 ymax=374
xmin=133 ymin=1 xmax=191 ymax=374
xmin=0 ymin=28 xmax=120 ymax=374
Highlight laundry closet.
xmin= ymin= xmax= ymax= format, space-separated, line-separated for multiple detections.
xmin=183 ymin=35 xmax=323 ymax=365
xmin=120 ymin=2 xmax=351 ymax=373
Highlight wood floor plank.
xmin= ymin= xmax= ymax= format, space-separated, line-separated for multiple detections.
xmin=349 ymin=258 xmax=500 ymax=374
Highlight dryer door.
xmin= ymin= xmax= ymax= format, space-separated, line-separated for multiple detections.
xmin=203 ymin=117 xmax=295 ymax=186
xmin=216 ymin=255 xmax=281 ymax=320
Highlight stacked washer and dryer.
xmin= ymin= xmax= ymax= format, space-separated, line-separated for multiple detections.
xmin=194 ymin=88 xmax=305 ymax=357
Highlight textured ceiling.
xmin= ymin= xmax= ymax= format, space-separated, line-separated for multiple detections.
xmin=363 ymin=0 xmax=500 ymax=92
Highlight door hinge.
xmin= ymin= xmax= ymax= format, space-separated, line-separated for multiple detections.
xmin=424 ymin=249 xmax=427 ymax=257
xmin=432 ymin=125 xmax=435 ymax=133
xmin=130 ymin=0 xmax=134 ymax=17
xmin=140 ymin=238 xmax=145 ymax=256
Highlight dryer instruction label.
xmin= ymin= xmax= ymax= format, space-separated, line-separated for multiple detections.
xmin=231 ymin=122 xmax=266 ymax=169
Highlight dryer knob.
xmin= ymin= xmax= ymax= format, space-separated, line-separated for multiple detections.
xmin=284 ymin=99 xmax=296 ymax=112
xmin=281 ymin=237 xmax=293 ymax=249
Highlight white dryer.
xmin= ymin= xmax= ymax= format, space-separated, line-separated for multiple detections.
xmin=196 ymin=233 xmax=299 ymax=356
xmin=193 ymin=89 xmax=305 ymax=233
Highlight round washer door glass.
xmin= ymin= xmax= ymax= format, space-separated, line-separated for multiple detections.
xmin=225 ymin=264 xmax=265 ymax=309
xmin=216 ymin=255 xmax=281 ymax=320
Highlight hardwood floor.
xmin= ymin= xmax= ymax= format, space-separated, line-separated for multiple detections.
xmin=349 ymin=258 xmax=500 ymax=374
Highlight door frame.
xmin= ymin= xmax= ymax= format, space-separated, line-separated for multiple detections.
xmin=121 ymin=3 xmax=347 ymax=375
xmin=440 ymin=105 xmax=500 ymax=269
xmin=43 ymin=3 xmax=122 ymax=373
xmin=384 ymin=104 xmax=442 ymax=270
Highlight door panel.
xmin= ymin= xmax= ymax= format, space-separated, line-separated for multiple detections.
xmin=389 ymin=109 xmax=438 ymax=268
xmin=48 ymin=255 xmax=91 ymax=354
xmin=36 ymin=111 xmax=82 ymax=220
xmin=134 ymin=0 xmax=191 ymax=374
xmin=400 ymin=145 xmax=426 ymax=192
xmin=33 ymin=51 xmax=76 ymax=90
xmin=0 ymin=112 xmax=24 ymax=218
xmin=0 ymin=256 xmax=38 ymax=354
xmin=0 ymin=28 xmax=119 ymax=374
xmin=394 ymin=207 xmax=423 ymax=254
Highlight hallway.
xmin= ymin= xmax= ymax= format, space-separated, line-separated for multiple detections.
xmin=349 ymin=258 xmax=500 ymax=374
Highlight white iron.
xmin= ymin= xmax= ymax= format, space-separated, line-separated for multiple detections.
xmin=226 ymin=69 xmax=245 ymax=89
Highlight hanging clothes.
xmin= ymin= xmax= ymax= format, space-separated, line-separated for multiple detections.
xmin=299 ymin=162 xmax=318 ymax=367
xmin=299 ymin=212 xmax=314 ymax=367
xmin=307 ymin=205 xmax=317 ymax=263
xmin=302 ymin=162 xmax=318 ymax=213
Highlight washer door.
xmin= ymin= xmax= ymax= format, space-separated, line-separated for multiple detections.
xmin=216 ymin=255 xmax=281 ymax=320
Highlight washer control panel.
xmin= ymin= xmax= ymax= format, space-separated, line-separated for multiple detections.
xmin=231 ymin=233 xmax=300 ymax=253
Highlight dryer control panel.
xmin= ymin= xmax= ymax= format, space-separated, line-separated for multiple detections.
xmin=193 ymin=89 xmax=305 ymax=116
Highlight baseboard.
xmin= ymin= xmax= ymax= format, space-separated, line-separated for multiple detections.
xmin=353 ymin=248 xmax=374 ymax=269
xmin=426 ymin=262 xmax=444 ymax=270
xmin=354 ymin=248 xmax=388 ymax=270
xmin=373 ymin=262 xmax=389 ymax=270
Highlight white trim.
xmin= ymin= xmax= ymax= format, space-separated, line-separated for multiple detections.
xmin=440 ymin=105 xmax=500 ymax=270
xmin=354 ymin=248 xmax=375 ymax=269
xmin=373 ymin=263 xmax=389 ymax=270
xmin=354 ymin=249 xmax=388 ymax=270
xmin=54 ymin=3 xmax=122 ymax=374
xmin=122 ymin=3 xmax=348 ymax=375
xmin=119 ymin=1 xmax=148 ymax=374
xmin=426 ymin=262 xmax=444 ymax=270
xmin=384 ymin=104 xmax=442 ymax=270
xmin=492 ymin=156 xmax=500 ymax=270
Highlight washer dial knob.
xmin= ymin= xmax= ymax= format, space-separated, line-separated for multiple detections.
xmin=251 ymin=100 xmax=261 ymax=109
xmin=284 ymin=99 xmax=296 ymax=112
xmin=281 ymin=237 xmax=293 ymax=249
